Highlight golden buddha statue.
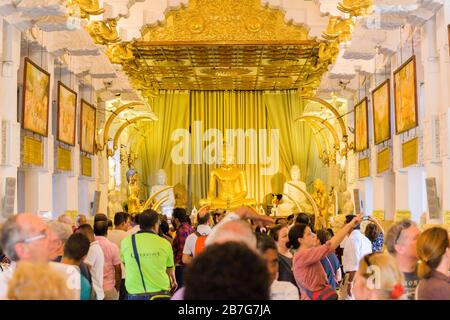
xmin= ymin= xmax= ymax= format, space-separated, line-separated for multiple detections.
xmin=199 ymin=145 xmax=256 ymax=210
xmin=312 ymin=179 xmax=329 ymax=230
xmin=126 ymin=168 xmax=142 ymax=214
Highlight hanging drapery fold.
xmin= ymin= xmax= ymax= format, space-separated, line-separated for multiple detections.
xmin=135 ymin=89 xmax=325 ymax=208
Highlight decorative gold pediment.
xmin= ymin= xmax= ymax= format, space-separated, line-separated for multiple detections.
xmin=141 ymin=0 xmax=310 ymax=43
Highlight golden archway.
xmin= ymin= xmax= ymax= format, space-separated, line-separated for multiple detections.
xmin=296 ymin=115 xmax=340 ymax=151
xmin=98 ymin=102 xmax=145 ymax=151
xmin=110 ymin=116 xmax=154 ymax=156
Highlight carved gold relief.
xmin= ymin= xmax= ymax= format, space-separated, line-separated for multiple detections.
xmin=67 ymin=0 xmax=104 ymax=19
xmin=85 ymin=18 xmax=120 ymax=45
xmin=323 ymin=17 xmax=355 ymax=43
xmin=338 ymin=0 xmax=372 ymax=17
xmin=141 ymin=0 xmax=309 ymax=43
xmin=105 ymin=42 xmax=135 ymax=65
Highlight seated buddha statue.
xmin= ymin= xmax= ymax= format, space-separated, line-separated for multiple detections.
xmin=278 ymin=165 xmax=312 ymax=215
xmin=199 ymin=145 xmax=256 ymax=210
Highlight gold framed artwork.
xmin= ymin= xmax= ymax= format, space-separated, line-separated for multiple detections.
xmin=22 ymin=58 xmax=50 ymax=137
xmin=354 ymin=98 xmax=369 ymax=152
xmin=57 ymin=82 xmax=77 ymax=146
xmin=372 ymin=79 xmax=391 ymax=145
xmin=393 ymin=56 xmax=418 ymax=134
xmin=80 ymin=99 xmax=96 ymax=154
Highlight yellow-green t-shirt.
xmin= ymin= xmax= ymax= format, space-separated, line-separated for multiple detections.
xmin=120 ymin=232 xmax=174 ymax=294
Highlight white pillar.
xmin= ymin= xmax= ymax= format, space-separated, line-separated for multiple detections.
xmin=0 ymin=19 xmax=21 ymax=221
xmin=19 ymin=43 xmax=56 ymax=217
xmin=52 ymin=72 xmax=80 ymax=216
xmin=421 ymin=15 xmax=444 ymax=224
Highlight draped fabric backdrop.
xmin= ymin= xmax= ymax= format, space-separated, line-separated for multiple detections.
xmin=135 ymin=90 xmax=325 ymax=208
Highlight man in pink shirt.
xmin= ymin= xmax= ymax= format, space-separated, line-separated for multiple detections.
xmin=94 ymin=221 xmax=121 ymax=300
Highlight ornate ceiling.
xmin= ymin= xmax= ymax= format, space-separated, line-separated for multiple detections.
xmin=103 ymin=0 xmax=348 ymax=95
xmin=0 ymin=0 xmax=446 ymax=101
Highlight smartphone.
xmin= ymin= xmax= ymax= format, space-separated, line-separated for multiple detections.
xmin=362 ymin=216 xmax=370 ymax=221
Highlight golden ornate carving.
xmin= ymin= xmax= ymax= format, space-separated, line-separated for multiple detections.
xmin=322 ymin=17 xmax=355 ymax=43
xmin=85 ymin=18 xmax=120 ymax=45
xmin=338 ymin=0 xmax=372 ymax=17
xmin=67 ymin=0 xmax=105 ymax=19
xmin=141 ymin=0 xmax=309 ymax=43
xmin=106 ymin=42 xmax=135 ymax=65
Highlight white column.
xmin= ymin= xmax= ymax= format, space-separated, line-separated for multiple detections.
xmin=421 ymin=16 xmax=444 ymax=223
xmin=0 ymin=19 xmax=21 ymax=220
xmin=437 ymin=4 xmax=450 ymax=213
xmin=21 ymin=46 xmax=56 ymax=217
xmin=52 ymin=72 xmax=80 ymax=216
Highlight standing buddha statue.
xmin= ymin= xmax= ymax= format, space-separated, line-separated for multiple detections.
xmin=312 ymin=179 xmax=329 ymax=230
xmin=126 ymin=168 xmax=141 ymax=214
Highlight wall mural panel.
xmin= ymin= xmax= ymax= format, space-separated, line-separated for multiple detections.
xmin=22 ymin=58 xmax=50 ymax=137
xmin=394 ymin=56 xmax=418 ymax=134
xmin=57 ymin=81 xmax=77 ymax=146
xmin=80 ymin=99 xmax=96 ymax=154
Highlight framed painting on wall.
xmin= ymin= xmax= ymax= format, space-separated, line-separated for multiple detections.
xmin=22 ymin=58 xmax=50 ymax=137
xmin=80 ymin=99 xmax=96 ymax=154
xmin=393 ymin=56 xmax=418 ymax=134
xmin=372 ymin=79 xmax=391 ymax=145
xmin=57 ymin=81 xmax=77 ymax=146
xmin=354 ymin=97 xmax=369 ymax=152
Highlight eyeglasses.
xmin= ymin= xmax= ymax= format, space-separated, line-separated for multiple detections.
xmin=21 ymin=229 xmax=48 ymax=244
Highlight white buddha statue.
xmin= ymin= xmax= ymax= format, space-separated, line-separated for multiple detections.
xmin=278 ymin=165 xmax=311 ymax=215
xmin=150 ymin=169 xmax=175 ymax=218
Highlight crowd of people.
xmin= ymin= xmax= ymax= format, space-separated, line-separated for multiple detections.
xmin=0 ymin=206 xmax=448 ymax=300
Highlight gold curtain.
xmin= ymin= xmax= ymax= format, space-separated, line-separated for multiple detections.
xmin=264 ymin=91 xmax=326 ymax=188
xmin=134 ymin=89 xmax=325 ymax=207
xmin=189 ymin=90 xmax=273 ymax=207
xmin=135 ymin=90 xmax=190 ymax=199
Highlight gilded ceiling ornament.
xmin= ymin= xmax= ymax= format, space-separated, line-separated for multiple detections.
xmin=322 ymin=17 xmax=355 ymax=43
xmin=105 ymin=42 xmax=134 ymax=64
xmin=67 ymin=0 xmax=104 ymax=19
xmin=188 ymin=15 xmax=205 ymax=34
xmin=200 ymin=67 xmax=252 ymax=77
xmin=85 ymin=18 xmax=120 ymax=45
xmin=141 ymin=0 xmax=309 ymax=42
xmin=338 ymin=0 xmax=372 ymax=17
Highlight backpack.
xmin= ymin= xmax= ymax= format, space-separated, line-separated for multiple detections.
xmin=194 ymin=231 xmax=207 ymax=256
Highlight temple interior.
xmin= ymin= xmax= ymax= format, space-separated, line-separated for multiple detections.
xmin=0 ymin=0 xmax=449 ymax=233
